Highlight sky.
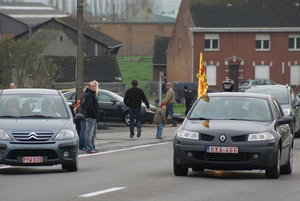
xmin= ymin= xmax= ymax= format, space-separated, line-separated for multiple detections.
xmin=21 ymin=0 xmax=181 ymax=14
xmin=161 ymin=0 xmax=181 ymax=13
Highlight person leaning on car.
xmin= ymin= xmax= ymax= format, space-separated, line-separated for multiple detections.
xmin=124 ymin=79 xmax=150 ymax=138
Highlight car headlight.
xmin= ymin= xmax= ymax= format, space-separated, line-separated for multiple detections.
xmin=282 ymin=108 xmax=290 ymax=116
xmin=0 ymin=129 xmax=12 ymax=140
xmin=248 ymin=132 xmax=274 ymax=141
xmin=177 ymin=130 xmax=199 ymax=140
xmin=54 ymin=129 xmax=76 ymax=140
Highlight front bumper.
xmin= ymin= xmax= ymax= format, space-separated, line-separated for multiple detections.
xmin=174 ymin=142 xmax=276 ymax=170
xmin=0 ymin=140 xmax=78 ymax=166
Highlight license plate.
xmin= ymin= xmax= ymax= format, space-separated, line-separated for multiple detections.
xmin=22 ymin=156 xmax=43 ymax=163
xmin=206 ymin=146 xmax=238 ymax=154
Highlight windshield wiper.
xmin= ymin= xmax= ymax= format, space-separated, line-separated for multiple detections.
xmin=19 ymin=115 xmax=54 ymax=118
xmin=189 ymin=117 xmax=210 ymax=120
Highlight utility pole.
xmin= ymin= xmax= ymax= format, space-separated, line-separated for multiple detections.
xmin=76 ymin=0 xmax=84 ymax=101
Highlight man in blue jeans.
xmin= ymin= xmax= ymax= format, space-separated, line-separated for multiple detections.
xmin=124 ymin=79 xmax=150 ymax=138
xmin=164 ymin=82 xmax=177 ymax=127
xmin=80 ymin=81 xmax=101 ymax=154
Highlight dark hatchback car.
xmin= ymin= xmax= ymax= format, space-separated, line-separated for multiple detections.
xmin=245 ymin=85 xmax=300 ymax=137
xmin=0 ymin=88 xmax=83 ymax=172
xmin=172 ymin=92 xmax=293 ymax=179
xmin=63 ymin=89 xmax=155 ymax=126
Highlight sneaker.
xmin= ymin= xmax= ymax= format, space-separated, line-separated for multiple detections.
xmin=88 ymin=151 xmax=99 ymax=154
xmin=137 ymin=129 xmax=142 ymax=138
xmin=130 ymin=134 xmax=134 ymax=138
xmin=156 ymin=137 xmax=164 ymax=139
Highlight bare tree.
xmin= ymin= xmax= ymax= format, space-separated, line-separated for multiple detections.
xmin=0 ymin=38 xmax=43 ymax=88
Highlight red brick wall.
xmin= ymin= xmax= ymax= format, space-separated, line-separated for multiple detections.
xmin=90 ymin=23 xmax=174 ymax=57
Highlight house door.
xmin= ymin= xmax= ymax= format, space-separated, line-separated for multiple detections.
xmin=229 ymin=65 xmax=239 ymax=92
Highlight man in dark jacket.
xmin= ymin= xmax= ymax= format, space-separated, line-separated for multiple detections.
xmin=80 ymin=81 xmax=101 ymax=154
xmin=124 ymin=79 xmax=150 ymax=138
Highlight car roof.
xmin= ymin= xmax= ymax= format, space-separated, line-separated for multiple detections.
xmin=0 ymin=88 xmax=61 ymax=95
xmin=246 ymin=85 xmax=289 ymax=90
xmin=204 ymin=92 xmax=271 ymax=99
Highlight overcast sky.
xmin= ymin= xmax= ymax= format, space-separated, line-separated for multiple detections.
xmin=21 ymin=0 xmax=181 ymax=14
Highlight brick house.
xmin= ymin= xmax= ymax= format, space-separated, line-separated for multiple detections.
xmin=167 ymin=0 xmax=300 ymax=92
xmin=90 ymin=22 xmax=174 ymax=57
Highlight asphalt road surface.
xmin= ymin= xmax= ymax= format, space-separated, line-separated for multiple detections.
xmin=1 ymin=123 xmax=300 ymax=201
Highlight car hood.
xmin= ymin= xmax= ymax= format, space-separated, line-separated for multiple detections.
xmin=182 ymin=120 xmax=271 ymax=135
xmin=0 ymin=119 xmax=72 ymax=134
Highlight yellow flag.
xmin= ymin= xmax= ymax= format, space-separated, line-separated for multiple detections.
xmin=196 ymin=53 xmax=208 ymax=98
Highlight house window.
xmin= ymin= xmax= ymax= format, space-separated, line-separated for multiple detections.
xmin=204 ymin=34 xmax=219 ymax=51
xmin=95 ymin=43 xmax=98 ymax=56
xmin=206 ymin=65 xmax=217 ymax=85
xmin=255 ymin=34 xmax=270 ymax=51
xmin=288 ymin=34 xmax=300 ymax=51
xmin=290 ymin=65 xmax=300 ymax=85
xmin=178 ymin=38 xmax=182 ymax=49
xmin=254 ymin=65 xmax=270 ymax=79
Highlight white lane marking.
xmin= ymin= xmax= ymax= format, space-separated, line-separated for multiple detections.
xmin=79 ymin=187 xmax=126 ymax=198
xmin=0 ymin=166 xmax=10 ymax=169
xmin=79 ymin=142 xmax=168 ymax=158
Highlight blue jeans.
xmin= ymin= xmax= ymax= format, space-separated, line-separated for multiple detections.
xmin=156 ymin=122 xmax=164 ymax=138
xmin=79 ymin=120 xmax=86 ymax=150
xmin=129 ymin=108 xmax=141 ymax=135
xmin=165 ymin=103 xmax=177 ymax=126
xmin=85 ymin=118 xmax=97 ymax=152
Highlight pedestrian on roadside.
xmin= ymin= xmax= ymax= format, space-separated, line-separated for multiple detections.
xmin=164 ymin=82 xmax=177 ymax=127
xmin=183 ymin=85 xmax=193 ymax=116
xmin=78 ymin=80 xmax=99 ymax=151
xmin=150 ymin=102 xmax=167 ymax=139
xmin=10 ymin=83 xmax=16 ymax=89
xmin=80 ymin=81 xmax=101 ymax=154
xmin=124 ymin=79 xmax=150 ymax=138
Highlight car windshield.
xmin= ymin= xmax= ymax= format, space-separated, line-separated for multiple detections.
xmin=246 ymin=88 xmax=288 ymax=104
xmin=239 ymin=81 xmax=250 ymax=87
xmin=189 ymin=96 xmax=272 ymax=121
xmin=0 ymin=95 xmax=69 ymax=118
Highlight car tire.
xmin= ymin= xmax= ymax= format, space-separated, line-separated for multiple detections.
xmin=124 ymin=111 xmax=136 ymax=126
xmin=62 ymin=159 xmax=78 ymax=172
xmin=265 ymin=147 xmax=280 ymax=179
xmin=173 ymin=151 xmax=188 ymax=176
xmin=281 ymin=146 xmax=293 ymax=174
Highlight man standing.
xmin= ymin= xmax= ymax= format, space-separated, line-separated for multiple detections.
xmin=80 ymin=81 xmax=101 ymax=154
xmin=164 ymin=82 xmax=177 ymax=127
xmin=124 ymin=79 xmax=150 ymax=138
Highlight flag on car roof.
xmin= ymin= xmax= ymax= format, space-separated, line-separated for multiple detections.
xmin=196 ymin=53 xmax=208 ymax=98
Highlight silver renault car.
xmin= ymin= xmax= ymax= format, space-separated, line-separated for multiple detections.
xmin=0 ymin=88 xmax=83 ymax=172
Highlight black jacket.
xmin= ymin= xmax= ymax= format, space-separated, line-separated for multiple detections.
xmin=80 ymin=88 xmax=100 ymax=120
xmin=124 ymin=86 xmax=150 ymax=109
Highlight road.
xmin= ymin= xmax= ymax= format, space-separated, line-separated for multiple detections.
xmin=1 ymin=123 xmax=300 ymax=201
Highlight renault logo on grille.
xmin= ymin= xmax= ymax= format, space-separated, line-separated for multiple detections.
xmin=28 ymin=132 xmax=38 ymax=140
xmin=219 ymin=134 xmax=226 ymax=142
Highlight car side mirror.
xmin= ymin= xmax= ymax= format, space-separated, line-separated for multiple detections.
xmin=277 ymin=116 xmax=292 ymax=126
xmin=111 ymin=100 xmax=117 ymax=105
xmin=172 ymin=113 xmax=185 ymax=123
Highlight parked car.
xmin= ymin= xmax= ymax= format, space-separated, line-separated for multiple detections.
xmin=0 ymin=88 xmax=83 ymax=172
xmin=63 ymin=89 xmax=155 ymax=126
xmin=173 ymin=82 xmax=198 ymax=103
xmin=238 ymin=79 xmax=276 ymax=92
xmin=172 ymin=92 xmax=293 ymax=178
xmin=245 ymin=85 xmax=300 ymax=137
